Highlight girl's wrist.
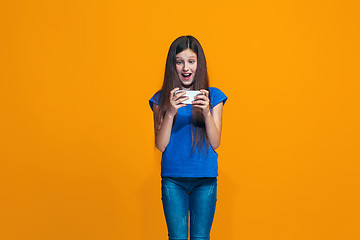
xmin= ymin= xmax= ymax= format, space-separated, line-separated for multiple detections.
xmin=166 ymin=109 xmax=176 ymax=119
xmin=202 ymin=108 xmax=211 ymax=118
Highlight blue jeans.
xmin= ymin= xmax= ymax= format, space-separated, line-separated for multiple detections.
xmin=161 ymin=177 xmax=217 ymax=240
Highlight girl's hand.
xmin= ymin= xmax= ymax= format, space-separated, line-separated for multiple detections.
xmin=168 ymin=88 xmax=188 ymax=117
xmin=192 ymin=89 xmax=210 ymax=116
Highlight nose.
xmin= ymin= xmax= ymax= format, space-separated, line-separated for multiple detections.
xmin=183 ymin=63 xmax=190 ymax=71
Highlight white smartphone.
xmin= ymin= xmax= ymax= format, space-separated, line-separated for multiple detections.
xmin=175 ymin=90 xmax=205 ymax=104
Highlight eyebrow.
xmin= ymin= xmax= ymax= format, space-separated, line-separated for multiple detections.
xmin=176 ymin=56 xmax=197 ymax=59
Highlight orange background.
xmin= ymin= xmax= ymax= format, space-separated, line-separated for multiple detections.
xmin=1 ymin=0 xmax=359 ymax=239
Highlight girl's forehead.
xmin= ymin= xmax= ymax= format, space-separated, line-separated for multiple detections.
xmin=176 ymin=49 xmax=197 ymax=58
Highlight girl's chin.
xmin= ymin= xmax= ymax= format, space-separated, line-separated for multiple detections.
xmin=181 ymin=81 xmax=195 ymax=89
xmin=181 ymin=78 xmax=194 ymax=85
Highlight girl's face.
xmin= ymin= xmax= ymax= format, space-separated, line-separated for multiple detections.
xmin=175 ymin=49 xmax=197 ymax=89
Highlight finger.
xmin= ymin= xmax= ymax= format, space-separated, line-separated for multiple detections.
xmin=176 ymin=96 xmax=189 ymax=104
xmin=200 ymin=89 xmax=209 ymax=98
xmin=194 ymin=94 xmax=208 ymax=101
xmin=173 ymin=94 xmax=187 ymax=103
xmin=170 ymin=88 xmax=180 ymax=96
xmin=192 ymin=100 xmax=207 ymax=106
xmin=191 ymin=104 xmax=205 ymax=109
xmin=174 ymin=91 xmax=186 ymax=99
xmin=194 ymin=96 xmax=209 ymax=105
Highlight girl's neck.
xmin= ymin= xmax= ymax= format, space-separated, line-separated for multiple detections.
xmin=180 ymin=84 xmax=194 ymax=91
xmin=181 ymin=87 xmax=192 ymax=91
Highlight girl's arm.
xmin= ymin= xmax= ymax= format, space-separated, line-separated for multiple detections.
xmin=203 ymin=103 xmax=223 ymax=149
xmin=192 ymin=89 xmax=224 ymax=150
xmin=153 ymin=88 xmax=187 ymax=152
xmin=153 ymin=104 xmax=175 ymax=152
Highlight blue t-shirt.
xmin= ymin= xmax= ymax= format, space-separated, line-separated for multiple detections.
xmin=149 ymin=87 xmax=228 ymax=177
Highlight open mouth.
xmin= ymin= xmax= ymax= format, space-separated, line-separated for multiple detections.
xmin=181 ymin=73 xmax=192 ymax=81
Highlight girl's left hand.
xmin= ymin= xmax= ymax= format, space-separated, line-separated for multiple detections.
xmin=192 ymin=89 xmax=210 ymax=115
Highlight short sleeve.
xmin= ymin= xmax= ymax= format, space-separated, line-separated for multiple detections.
xmin=209 ymin=87 xmax=228 ymax=108
xmin=149 ymin=91 xmax=162 ymax=111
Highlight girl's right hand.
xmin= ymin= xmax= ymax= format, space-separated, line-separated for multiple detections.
xmin=168 ymin=88 xmax=188 ymax=117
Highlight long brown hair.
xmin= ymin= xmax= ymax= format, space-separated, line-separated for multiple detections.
xmin=156 ymin=35 xmax=210 ymax=152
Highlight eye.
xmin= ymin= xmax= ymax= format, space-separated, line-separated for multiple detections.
xmin=189 ymin=59 xmax=196 ymax=64
xmin=176 ymin=61 xmax=182 ymax=65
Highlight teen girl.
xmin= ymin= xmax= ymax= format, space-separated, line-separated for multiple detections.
xmin=149 ymin=35 xmax=227 ymax=240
